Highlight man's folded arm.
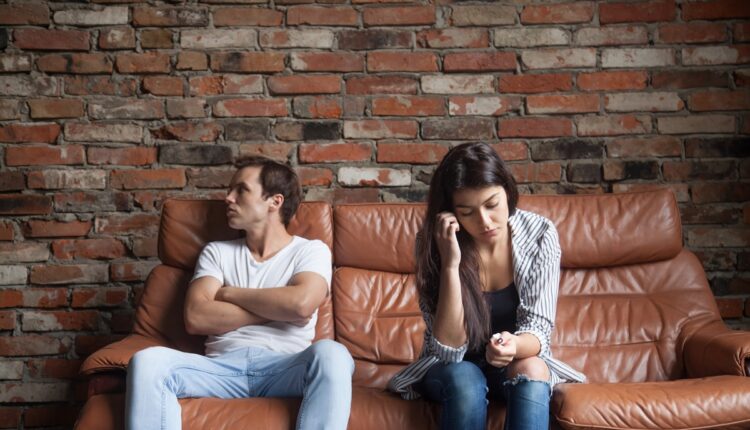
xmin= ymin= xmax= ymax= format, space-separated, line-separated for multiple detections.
xmin=184 ymin=275 xmax=269 ymax=336
xmin=216 ymin=272 xmax=328 ymax=323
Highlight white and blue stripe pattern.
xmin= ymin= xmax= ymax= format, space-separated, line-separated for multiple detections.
xmin=388 ymin=209 xmax=586 ymax=400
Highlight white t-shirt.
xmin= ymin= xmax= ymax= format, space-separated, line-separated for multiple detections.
xmin=191 ymin=236 xmax=332 ymax=357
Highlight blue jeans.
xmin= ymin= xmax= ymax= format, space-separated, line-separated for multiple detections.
xmin=416 ymin=361 xmax=552 ymax=430
xmin=125 ymin=339 xmax=354 ymax=430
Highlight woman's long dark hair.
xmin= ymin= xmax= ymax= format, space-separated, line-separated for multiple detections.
xmin=417 ymin=142 xmax=519 ymax=353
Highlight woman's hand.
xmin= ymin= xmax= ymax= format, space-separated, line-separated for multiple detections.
xmin=485 ymin=331 xmax=517 ymax=368
xmin=435 ymin=212 xmax=461 ymax=269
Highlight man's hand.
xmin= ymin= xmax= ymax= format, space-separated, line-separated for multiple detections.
xmin=485 ymin=331 xmax=517 ymax=368
xmin=184 ymin=276 xmax=268 ymax=336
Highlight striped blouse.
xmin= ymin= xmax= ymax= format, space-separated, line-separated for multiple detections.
xmin=387 ymin=209 xmax=586 ymax=400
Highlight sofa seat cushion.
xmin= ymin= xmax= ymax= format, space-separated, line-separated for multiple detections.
xmin=76 ymin=388 xmax=513 ymax=430
xmin=553 ymin=375 xmax=750 ymax=430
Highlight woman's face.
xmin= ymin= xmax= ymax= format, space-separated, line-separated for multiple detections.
xmin=452 ymin=186 xmax=510 ymax=243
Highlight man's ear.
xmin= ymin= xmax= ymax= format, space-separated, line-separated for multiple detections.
xmin=268 ymin=194 xmax=284 ymax=213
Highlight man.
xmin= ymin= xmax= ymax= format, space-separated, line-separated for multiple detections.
xmin=126 ymin=156 xmax=354 ymax=430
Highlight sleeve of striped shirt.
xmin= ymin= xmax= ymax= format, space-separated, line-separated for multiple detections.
xmin=420 ymin=299 xmax=468 ymax=363
xmin=515 ymin=221 xmax=561 ymax=357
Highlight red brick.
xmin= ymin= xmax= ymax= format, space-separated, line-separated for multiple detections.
xmin=688 ymin=90 xmax=750 ymax=111
xmin=444 ymin=52 xmax=516 ymax=72
xmin=27 ymin=359 xmax=82 ymax=379
xmin=116 ymin=53 xmax=171 ymax=74
xmin=346 ymin=76 xmax=418 ymax=95
xmin=600 ymin=0 xmax=676 ymax=24
xmin=188 ymin=76 xmax=223 ymax=96
xmin=693 ymin=183 xmax=750 ymax=204
xmin=22 ymin=310 xmax=99 ymax=331
xmin=63 ymin=76 xmax=137 ymax=96
xmin=141 ymin=29 xmax=173 ymax=49
xmin=0 ymin=311 xmax=15 ymax=330
xmin=0 ymin=195 xmax=52 ymax=215
xmin=99 ymin=27 xmax=135 ymax=50
xmin=110 ymin=262 xmax=157 ymax=282
xmin=293 ymin=97 xmax=342 ymax=119
xmin=142 ymin=76 xmax=183 ymax=96
xmin=607 ymin=136 xmax=682 ymax=158
xmin=377 ymin=142 xmax=449 ymax=164
xmin=87 ymin=147 xmax=157 ymax=166
xmin=449 ymin=96 xmax=521 ymax=116
xmin=578 ymin=115 xmax=651 ymax=136
xmin=177 ymin=51 xmax=208 ymax=71
xmin=0 ymin=4 xmax=49 ymax=25
xmin=0 ymin=335 xmax=68 ymax=356
xmin=657 ymin=23 xmax=726 ymax=44
xmin=291 ymin=52 xmax=364 ymax=72
xmin=213 ymin=7 xmax=283 ymax=26
xmin=298 ymin=167 xmax=334 ymax=187
xmin=299 ymin=142 xmax=372 ymax=163
xmin=268 ymin=76 xmax=341 ymax=95
xmin=72 ymin=287 xmax=129 ymax=307
xmin=238 ymin=143 xmax=294 ymax=162
xmin=151 ymin=122 xmax=222 ymax=142
xmin=37 ymin=53 xmax=113 ymax=74
xmin=372 ymin=96 xmax=445 ymax=116
xmin=13 ymin=29 xmax=89 ymax=51
xmin=499 ymin=118 xmax=573 ymax=138
xmin=663 ymin=160 xmax=735 ymax=181
xmin=511 ymin=163 xmax=562 ymax=183
xmin=527 ymin=94 xmax=599 ymax=114
xmin=214 ymin=99 xmax=288 ymax=117
xmin=211 ymin=52 xmax=286 ymax=73
xmin=417 ymin=29 xmax=488 ymax=49
xmin=651 ymin=70 xmax=728 ymax=89
xmin=30 ymin=264 xmax=108 ymax=285
xmin=0 ymin=290 xmax=21 ymax=308
xmin=0 ymin=123 xmax=60 ymax=143
xmin=5 ymin=145 xmax=84 ymax=166
xmin=368 ymin=51 xmax=438 ymax=72
xmin=492 ymin=142 xmax=529 ymax=161
xmin=499 ymin=73 xmax=572 ymax=94
xmin=343 ymin=120 xmax=418 ymax=139
xmin=735 ymin=23 xmax=750 ymax=42
xmin=110 ymin=169 xmax=185 ymax=190
xmin=288 ymin=6 xmax=358 ymax=26
xmin=23 ymin=220 xmax=90 ymax=238
xmin=95 ymin=213 xmax=161 ymax=235
xmin=577 ymin=71 xmax=648 ymax=91
xmin=683 ymin=0 xmax=750 ymax=21
xmin=0 ymin=407 xmax=21 ymax=428
xmin=28 ymin=99 xmax=84 ymax=119
xmin=716 ymin=297 xmax=743 ymax=318
xmin=0 ymin=222 xmax=13 ymax=241
xmin=363 ymin=6 xmax=435 ymax=26
xmin=52 ymin=238 xmax=127 ymax=260
xmin=736 ymin=70 xmax=750 ymax=87
xmin=521 ymin=2 xmax=594 ymax=24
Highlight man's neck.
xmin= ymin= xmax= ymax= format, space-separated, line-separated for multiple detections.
xmin=244 ymin=222 xmax=293 ymax=262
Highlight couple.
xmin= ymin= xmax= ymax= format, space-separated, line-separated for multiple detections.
xmin=126 ymin=142 xmax=585 ymax=430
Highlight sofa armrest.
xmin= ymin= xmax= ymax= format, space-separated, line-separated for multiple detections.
xmin=682 ymin=319 xmax=750 ymax=378
xmin=80 ymin=334 xmax=166 ymax=376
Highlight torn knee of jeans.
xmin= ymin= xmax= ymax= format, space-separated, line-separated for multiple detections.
xmin=502 ymin=373 xmax=551 ymax=387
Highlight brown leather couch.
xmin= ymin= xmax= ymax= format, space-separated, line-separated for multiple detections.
xmin=75 ymin=189 xmax=750 ymax=430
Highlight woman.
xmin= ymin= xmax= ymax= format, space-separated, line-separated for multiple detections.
xmin=388 ymin=142 xmax=585 ymax=430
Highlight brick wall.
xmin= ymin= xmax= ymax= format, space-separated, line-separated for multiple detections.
xmin=1 ymin=0 xmax=749 ymax=427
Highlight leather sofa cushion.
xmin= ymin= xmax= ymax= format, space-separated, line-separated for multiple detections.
xmin=552 ymin=375 xmax=750 ymax=430
xmin=333 ymin=189 xmax=682 ymax=272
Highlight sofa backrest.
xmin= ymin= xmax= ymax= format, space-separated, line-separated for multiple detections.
xmin=132 ymin=199 xmax=335 ymax=351
xmin=332 ymin=189 xmax=722 ymax=387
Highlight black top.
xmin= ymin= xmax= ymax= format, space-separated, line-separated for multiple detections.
xmin=465 ymin=282 xmax=519 ymax=364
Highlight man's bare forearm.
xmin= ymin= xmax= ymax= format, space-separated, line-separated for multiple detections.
xmin=185 ymin=298 xmax=268 ymax=336
xmin=216 ymin=285 xmax=316 ymax=322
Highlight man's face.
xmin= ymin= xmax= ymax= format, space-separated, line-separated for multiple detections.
xmin=225 ymin=166 xmax=274 ymax=230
